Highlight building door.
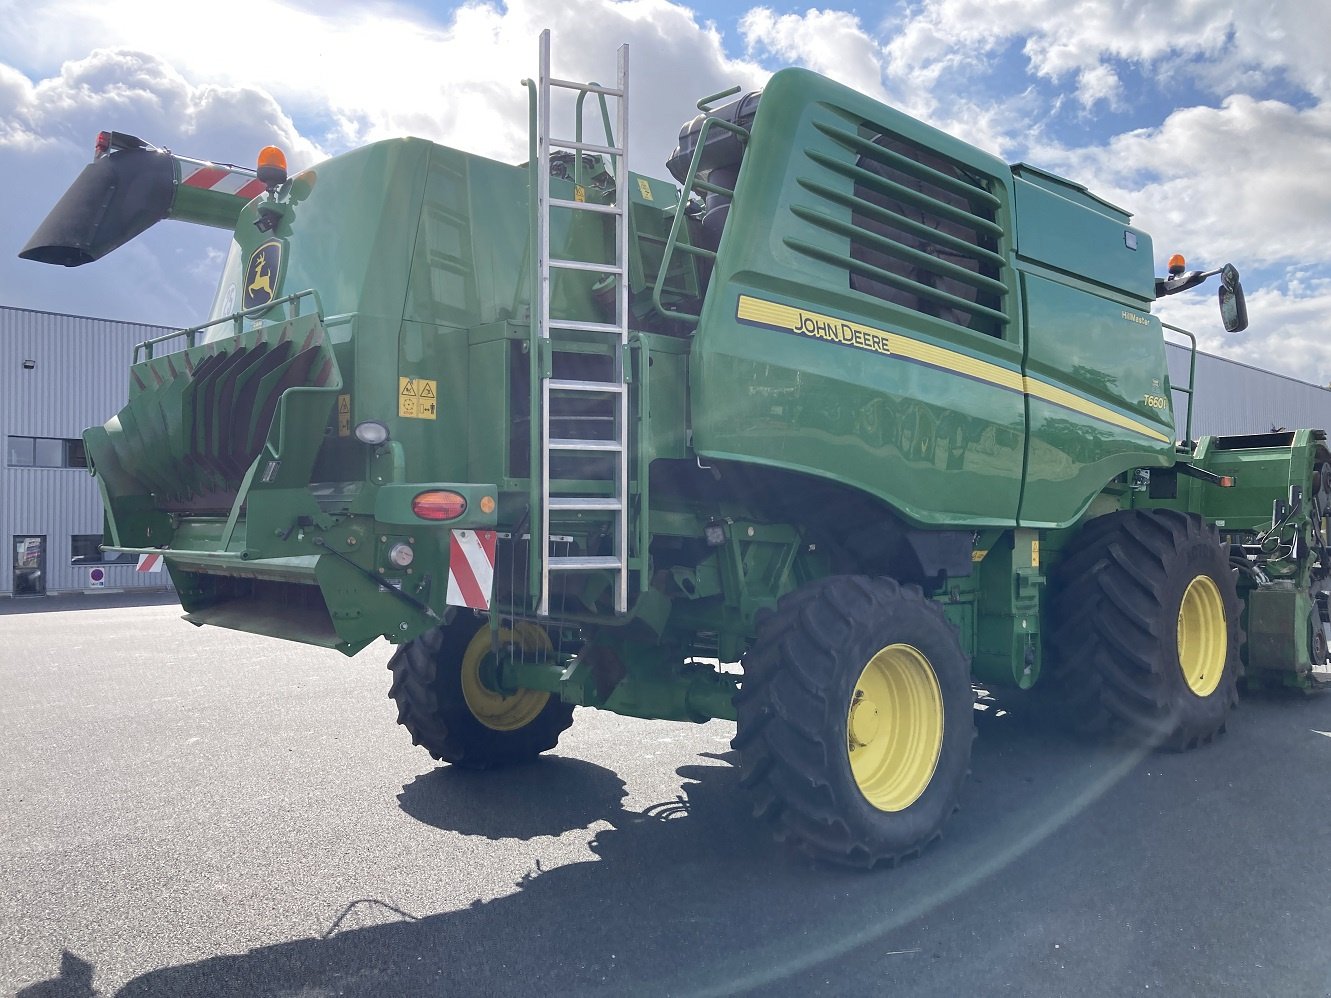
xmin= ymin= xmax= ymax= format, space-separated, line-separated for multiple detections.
xmin=13 ymin=535 xmax=46 ymax=596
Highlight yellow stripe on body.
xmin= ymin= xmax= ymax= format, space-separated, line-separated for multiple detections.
xmin=1022 ymin=376 xmax=1171 ymax=443
xmin=735 ymin=294 xmax=1171 ymax=445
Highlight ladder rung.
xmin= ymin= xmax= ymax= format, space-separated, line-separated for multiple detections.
xmin=549 ymin=497 xmax=623 ymax=511
xmin=549 ymin=555 xmax=624 ymax=571
xmin=547 ymin=319 xmax=625 ymax=334
xmin=548 ymin=198 xmax=622 ymax=215
xmin=548 ymin=378 xmax=624 ymax=394
xmin=549 ymin=258 xmax=624 ymax=274
xmin=549 ymin=438 xmax=623 ymax=452
xmin=548 ymin=79 xmax=624 ymax=98
xmin=548 ymin=138 xmax=623 ymax=157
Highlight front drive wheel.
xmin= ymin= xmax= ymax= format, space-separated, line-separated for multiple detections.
xmin=387 ymin=617 xmax=574 ymax=769
xmin=1046 ymin=508 xmax=1241 ymax=750
xmin=733 ymin=576 xmax=975 ymax=868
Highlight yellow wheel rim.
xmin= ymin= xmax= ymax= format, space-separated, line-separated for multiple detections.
xmin=460 ymin=623 xmax=553 ymax=731
xmin=847 ymin=643 xmax=944 ymax=812
xmin=1177 ymin=575 xmax=1226 ymax=697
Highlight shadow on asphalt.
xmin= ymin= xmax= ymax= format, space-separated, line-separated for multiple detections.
xmin=15 ymin=704 xmax=1175 ymax=998
xmin=30 ymin=694 xmax=1331 ymax=997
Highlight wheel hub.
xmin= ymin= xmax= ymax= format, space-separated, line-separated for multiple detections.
xmin=848 ymin=692 xmax=882 ymax=749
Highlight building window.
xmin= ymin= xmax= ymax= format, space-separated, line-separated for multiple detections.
xmin=6 ymin=436 xmax=88 ymax=468
xmin=66 ymin=438 xmax=87 ymax=468
xmin=70 ymin=534 xmax=135 ymax=565
xmin=7 ymin=436 xmax=33 ymax=466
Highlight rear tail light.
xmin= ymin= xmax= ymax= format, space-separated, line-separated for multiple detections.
xmin=411 ymin=490 xmax=467 ymax=521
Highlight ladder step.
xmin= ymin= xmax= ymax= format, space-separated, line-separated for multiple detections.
xmin=549 ymin=259 xmax=624 ymax=275
xmin=549 ymin=438 xmax=623 ymax=452
xmin=549 ymin=497 xmax=623 ymax=511
xmin=548 ymin=198 xmax=622 ymax=215
xmin=547 ymin=319 xmax=625 ymax=334
xmin=548 ymin=378 xmax=624 ymax=394
xmin=549 ymin=555 xmax=624 ymax=571
xmin=548 ymin=137 xmax=623 ymax=157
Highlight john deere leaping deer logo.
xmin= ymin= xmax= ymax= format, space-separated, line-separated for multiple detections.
xmin=243 ymin=240 xmax=282 ymax=309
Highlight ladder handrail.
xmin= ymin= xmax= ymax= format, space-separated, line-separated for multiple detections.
xmin=1164 ymin=321 xmax=1200 ymax=451
xmin=650 ymin=89 xmax=751 ymax=324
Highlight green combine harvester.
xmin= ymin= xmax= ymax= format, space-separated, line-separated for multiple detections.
xmin=21 ymin=33 xmax=1330 ymax=867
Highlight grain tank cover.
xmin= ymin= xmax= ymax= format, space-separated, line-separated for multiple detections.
xmin=1009 ymin=162 xmax=1154 ymax=301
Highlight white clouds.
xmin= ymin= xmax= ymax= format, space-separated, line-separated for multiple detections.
xmin=1035 ymin=96 xmax=1331 ymax=274
xmin=740 ymin=8 xmax=888 ymax=102
xmin=0 ymin=0 xmax=763 ymax=169
xmin=882 ymin=0 xmax=1325 ymax=109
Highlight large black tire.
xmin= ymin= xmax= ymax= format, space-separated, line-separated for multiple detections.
xmin=733 ymin=576 xmax=975 ymax=868
xmin=1046 ymin=508 xmax=1241 ymax=750
xmin=387 ymin=617 xmax=574 ymax=769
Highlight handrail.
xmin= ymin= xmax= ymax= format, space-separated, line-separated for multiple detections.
xmin=630 ymin=332 xmax=651 ymax=595
xmin=1164 ymin=321 xmax=1199 ymax=450
xmin=133 ymin=289 xmax=329 ymax=362
xmin=650 ymin=87 xmax=751 ymax=324
xmin=574 ymin=86 xmax=619 ymax=183
xmin=522 ymin=74 xmax=545 ymax=608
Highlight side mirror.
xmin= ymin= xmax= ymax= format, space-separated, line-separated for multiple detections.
xmin=1219 ymin=263 xmax=1248 ymax=333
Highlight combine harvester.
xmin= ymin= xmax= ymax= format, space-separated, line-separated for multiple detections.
xmin=22 ymin=33 xmax=1330 ymax=867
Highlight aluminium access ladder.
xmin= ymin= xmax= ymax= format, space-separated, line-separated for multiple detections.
xmin=531 ymin=31 xmax=631 ymax=617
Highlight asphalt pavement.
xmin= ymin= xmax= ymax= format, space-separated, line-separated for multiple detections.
xmin=2 ymin=600 xmax=1330 ymax=997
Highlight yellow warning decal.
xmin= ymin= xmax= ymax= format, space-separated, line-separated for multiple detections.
xmin=337 ymin=394 xmax=351 ymax=437
xmin=399 ymin=377 xmax=438 ymax=420
xmin=734 ymin=294 xmax=1169 ymax=445
xmin=1031 ymin=539 xmax=1040 ymax=568
xmin=637 ymin=178 xmax=653 ymax=201
xmin=574 ymin=185 xmax=586 ymax=203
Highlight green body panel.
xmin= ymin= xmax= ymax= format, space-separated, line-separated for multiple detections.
xmin=689 ymin=69 xmax=1027 ymax=528
xmin=1018 ymin=273 xmax=1174 ymax=526
xmin=688 ymin=68 xmax=1176 ymax=531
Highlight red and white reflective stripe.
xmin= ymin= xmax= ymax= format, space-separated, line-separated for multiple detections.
xmin=178 ymin=161 xmax=267 ymax=201
xmin=446 ymin=529 xmax=497 ymax=610
xmin=137 ymin=553 xmax=164 ymax=573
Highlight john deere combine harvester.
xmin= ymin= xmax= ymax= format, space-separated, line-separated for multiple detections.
xmin=22 ymin=33 xmax=1330 ymax=866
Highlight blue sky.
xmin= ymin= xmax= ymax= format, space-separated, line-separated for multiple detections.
xmin=1 ymin=0 xmax=1329 ymax=382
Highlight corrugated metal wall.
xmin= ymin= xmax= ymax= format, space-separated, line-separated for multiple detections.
xmin=1 ymin=306 xmax=174 ymax=595
xmin=1166 ymin=341 xmax=1331 ymax=436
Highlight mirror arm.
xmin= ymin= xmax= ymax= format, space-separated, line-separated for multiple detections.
xmin=1155 ymin=267 xmax=1222 ymax=298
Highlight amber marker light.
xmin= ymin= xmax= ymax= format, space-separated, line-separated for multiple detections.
xmin=257 ymin=145 xmax=288 ymax=189
xmin=479 ymin=495 xmax=497 ymax=515
xmin=1168 ymin=253 xmax=1186 ymax=276
xmin=412 ymin=490 xmax=468 ymax=521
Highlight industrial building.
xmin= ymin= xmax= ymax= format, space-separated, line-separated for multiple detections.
xmin=3 ymin=304 xmax=1331 ymax=597
xmin=2 ymin=306 xmax=173 ymax=597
